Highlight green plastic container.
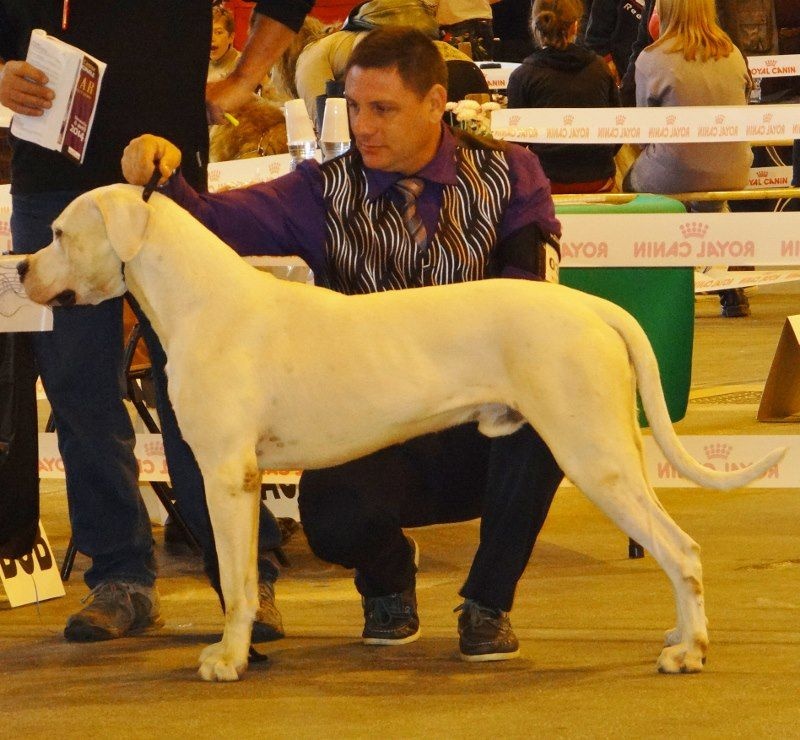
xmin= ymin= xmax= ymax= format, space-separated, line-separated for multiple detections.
xmin=557 ymin=195 xmax=692 ymax=425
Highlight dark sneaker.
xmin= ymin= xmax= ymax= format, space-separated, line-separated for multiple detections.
xmin=719 ymin=288 xmax=751 ymax=318
xmin=252 ymin=580 xmax=285 ymax=643
xmin=64 ymin=581 xmax=163 ymax=642
xmin=455 ymin=599 xmax=520 ymax=662
xmin=362 ymin=537 xmax=420 ymax=645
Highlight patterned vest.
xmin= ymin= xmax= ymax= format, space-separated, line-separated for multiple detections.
xmin=319 ymin=140 xmax=513 ymax=295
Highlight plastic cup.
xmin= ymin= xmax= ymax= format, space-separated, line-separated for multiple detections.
xmin=320 ymin=98 xmax=350 ymax=144
xmin=284 ymin=99 xmax=316 ymax=145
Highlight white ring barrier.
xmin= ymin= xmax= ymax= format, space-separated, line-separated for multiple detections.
xmin=491 ymin=104 xmax=799 ymax=144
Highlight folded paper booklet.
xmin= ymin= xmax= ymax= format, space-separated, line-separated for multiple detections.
xmin=10 ymin=29 xmax=106 ymax=164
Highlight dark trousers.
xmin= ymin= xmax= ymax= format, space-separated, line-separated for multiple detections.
xmin=0 ymin=333 xmax=40 ymax=558
xmin=11 ymin=190 xmax=280 ymax=591
xmin=299 ymin=423 xmax=562 ymax=612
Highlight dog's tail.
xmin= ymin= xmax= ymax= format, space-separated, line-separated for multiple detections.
xmin=593 ymin=299 xmax=787 ymax=490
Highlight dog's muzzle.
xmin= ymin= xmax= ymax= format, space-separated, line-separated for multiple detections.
xmin=52 ymin=289 xmax=77 ymax=307
xmin=17 ymin=259 xmax=76 ymax=306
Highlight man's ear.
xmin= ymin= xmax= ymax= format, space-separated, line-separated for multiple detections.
xmin=427 ymin=83 xmax=448 ymax=123
xmin=92 ymin=185 xmax=151 ymax=262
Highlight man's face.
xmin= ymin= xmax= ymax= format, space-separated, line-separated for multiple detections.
xmin=210 ymin=21 xmax=234 ymax=62
xmin=345 ymin=65 xmax=446 ymax=175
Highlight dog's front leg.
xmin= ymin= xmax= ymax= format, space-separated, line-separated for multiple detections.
xmin=196 ymin=456 xmax=261 ymax=682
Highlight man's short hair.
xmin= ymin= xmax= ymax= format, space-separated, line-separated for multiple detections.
xmin=345 ymin=27 xmax=448 ymax=98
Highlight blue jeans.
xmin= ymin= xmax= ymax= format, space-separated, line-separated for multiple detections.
xmin=12 ymin=190 xmax=154 ymax=588
xmin=12 ymin=190 xmax=280 ymax=592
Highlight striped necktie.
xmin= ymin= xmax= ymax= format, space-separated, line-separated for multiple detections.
xmin=394 ymin=177 xmax=427 ymax=252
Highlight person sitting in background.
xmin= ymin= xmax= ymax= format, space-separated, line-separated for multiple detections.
xmin=622 ymin=0 xmax=753 ymax=318
xmin=208 ymin=6 xmax=241 ymax=83
xmin=122 ymin=26 xmax=563 ymax=663
xmin=287 ymin=1 xmax=480 ymax=127
xmin=507 ymin=0 xmax=621 ymax=193
xmin=436 ymin=0 xmax=496 ymax=61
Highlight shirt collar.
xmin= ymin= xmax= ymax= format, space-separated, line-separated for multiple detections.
xmin=364 ymin=124 xmax=460 ymax=200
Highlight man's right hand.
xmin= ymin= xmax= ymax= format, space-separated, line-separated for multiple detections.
xmin=122 ymin=134 xmax=182 ymax=187
xmin=0 ymin=60 xmax=54 ymax=115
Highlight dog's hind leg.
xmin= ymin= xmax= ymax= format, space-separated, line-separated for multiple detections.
xmin=566 ymin=448 xmax=708 ymax=673
xmin=195 ymin=451 xmax=262 ymax=682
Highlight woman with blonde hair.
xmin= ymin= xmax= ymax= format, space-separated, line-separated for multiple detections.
xmin=624 ymin=0 xmax=752 ymax=197
xmin=624 ymin=0 xmax=754 ymax=317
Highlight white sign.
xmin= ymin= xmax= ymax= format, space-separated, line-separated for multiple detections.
xmin=0 ymin=104 xmax=11 ymax=129
xmin=0 ymin=523 xmax=65 ymax=607
xmin=478 ymin=62 xmax=519 ymax=90
xmin=641 ymin=435 xmax=799 ymax=489
xmin=38 ymin=432 xmax=301 ymax=519
xmin=208 ymin=150 xmax=322 ymax=192
xmin=0 ymin=183 xmax=11 ymax=253
xmin=695 ymin=269 xmax=800 ymax=293
xmin=746 ymin=166 xmax=794 ymax=190
xmin=559 ymin=210 xmax=800 ymax=267
xmin=748 ymin=54 xmax=800 ymax=79
xmin=492 ymin=104 xmax=799 ymax=144
xmin=0 ymin=254 xmax=54 ymax=332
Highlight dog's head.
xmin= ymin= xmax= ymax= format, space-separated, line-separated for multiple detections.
xmin=18 ymin=184 xmax=151 ymax=307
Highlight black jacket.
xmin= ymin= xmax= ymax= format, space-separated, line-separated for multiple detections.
xmin=507 ymin=44 xmax=621 ymax=185
xmin=0 ymin=0 xmax=313 ymax=195
xmin=584 ymin=0 xmax=644 ymax=76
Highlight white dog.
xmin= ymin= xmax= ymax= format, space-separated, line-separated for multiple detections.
xmin=19 ymin=184 xmax=785 ymax=682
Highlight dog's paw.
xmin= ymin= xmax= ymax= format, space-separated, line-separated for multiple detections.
xmin=656 ymin=641 xmax=706 ymax=674
xmin=198 ymin=641 xmax=247 ymax=682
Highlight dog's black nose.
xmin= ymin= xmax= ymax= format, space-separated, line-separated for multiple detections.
xmin=53 ymin=289 xmax=76 ymax=307
xmin=16 ymin=259 xmax=29 ymax=281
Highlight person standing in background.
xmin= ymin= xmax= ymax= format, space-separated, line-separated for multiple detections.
xmin=0 ymin=0 xmax=313 ymax=644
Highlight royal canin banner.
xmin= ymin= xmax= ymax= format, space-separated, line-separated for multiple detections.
xmin=558 ymin=211 xmax=800 ymax=267
xmin=748 ymin=55 xmax=800 ymax=79
xmin=746 ymin=166 xmax=794 ymax=190
xmin=492 ymin=104 xmax=799 ymax=144
xmin=37 ymin=432 xmax=800 ymax=489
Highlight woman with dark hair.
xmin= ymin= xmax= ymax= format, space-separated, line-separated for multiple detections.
xmin=507 ymin=0 xmax=621 ymax=193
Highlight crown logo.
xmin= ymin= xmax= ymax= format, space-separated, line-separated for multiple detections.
xmin=208 ymin=170 xmax=220 ymax=182
xmin=757 ymin=170 xmax=768 ymax=177
xmin=763 ymin=113 xmax=773 ymax=123
xmin=615 ymin=114 xmax=626 ymax=125
xmin=563 ymin=114 xmax=574 ymax=125
xmin=666 ymin=114 xmax=676 ymax=125
xmin=704 ymin=443 xmax=732 ymax=460
xmin=765 ymin=58 xmax=777 ymax=67
xmin=144 ymin=441 xmax=165 ymax=457
xmin=509 ymin=115 xmax=521 ymax=127
xmin=714 ymin=114 xmax=725 ymax=124
xmin=680 ymin=221 xmax=708 ymax=239
xmin=268 ymin=162 xmax=282 ymax=175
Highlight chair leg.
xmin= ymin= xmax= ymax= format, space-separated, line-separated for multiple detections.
xmin=149 ymin=480 xmax=202 ymax=553
xmin=628 ymin=537 xmax=645 ymax=559
xmin=60 ymin=538 xmax=78 ymax=580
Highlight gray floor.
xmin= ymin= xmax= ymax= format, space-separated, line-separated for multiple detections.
xmin=2 ymin=288 xmax=799 ymax=738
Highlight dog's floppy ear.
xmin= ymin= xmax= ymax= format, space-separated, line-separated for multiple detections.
xmin=91 ymin=186 xmax=151 ymax=262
